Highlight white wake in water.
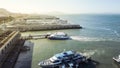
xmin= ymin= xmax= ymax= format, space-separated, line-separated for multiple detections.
xmin=99 ymin=27 xmax=120 ymax=37
xmin=99 ymin=27 xmax=112 ymax=31
xmin=70 ymin=36 xmax=106 ymax=41
xmin=78 ymin=49 xmax=105 ymax=58
xmin=81 ymin=50 xmax=97 ymax=57
xmin=113 ymin=30 xmax=120 ymax=37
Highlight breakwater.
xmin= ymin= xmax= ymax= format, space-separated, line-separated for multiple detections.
xmin=6 ymin=24 xmax=82 ymax=32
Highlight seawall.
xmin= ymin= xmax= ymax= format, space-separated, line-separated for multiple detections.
xmin=0 ymin=31 xmax=22 ymax=68
xmin=6 ymin=24 xmax=82 ymax=32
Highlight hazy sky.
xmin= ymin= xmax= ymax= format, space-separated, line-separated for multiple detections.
xmin=0 ymin=0 xmax=120 ymax=14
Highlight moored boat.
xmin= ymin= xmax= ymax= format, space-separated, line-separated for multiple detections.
xmin=48 ymin=32 xmax=69 ymax=40
xmin=113 ymin=55 xmax=120 ymax=64
xmin=38 ymin=50 xmax=90 ymax=68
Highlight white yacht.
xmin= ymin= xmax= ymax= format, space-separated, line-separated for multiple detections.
xmin=38 ymin=50 xmax=89 ymax=68
xmin=48 ymin=32 xmax=69 ymax=40
xmin=113 ymin=55 xmax=120 ymax=63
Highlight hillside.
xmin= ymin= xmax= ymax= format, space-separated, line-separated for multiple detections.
xmin=0 ymin=8 xmax=14 ymax=24
xmin=0 ymin=8 xmax=29 ymax=24
xmin=0 ymin=8 xmax=12 ymax=16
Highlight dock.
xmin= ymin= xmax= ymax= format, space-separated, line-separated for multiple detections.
xmin=1 ymin=39 xmax=25 ymax=68
xmin=0 ymin=31 xmax=24 ymax=68
xmin=22 ymin=34 xmax=49 ymax=40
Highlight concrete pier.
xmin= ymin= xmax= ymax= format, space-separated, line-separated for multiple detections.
xmin=0 ymin=31 xmax=21 ymax=68
xmin=1 ymin=39 xmax=25 ymax=68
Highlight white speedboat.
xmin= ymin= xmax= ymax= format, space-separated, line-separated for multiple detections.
xmin=113 ymin=55 xmax=120 ymax=63
xmin=38 ymin=50 xmax=89 ymax=68
xmin=48 ymin=32 xmax=69 ymax=40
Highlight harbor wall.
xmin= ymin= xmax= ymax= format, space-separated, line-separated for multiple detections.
xmin=6 ymin=24 xmax=82 ymax=31
xmin=0 ymin=31 xmax=21 ymax=68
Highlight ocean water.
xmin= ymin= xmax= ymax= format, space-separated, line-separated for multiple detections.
xmin=22 ymin=14 xmax=120 ymax=68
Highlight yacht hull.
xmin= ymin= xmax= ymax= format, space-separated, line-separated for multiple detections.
xmin=48 ymin=37 xmax=69 ymax=40
xmin=38 ymin=62 xmax=60 ymax=68
xmin=113 ymin=57 xmax=120 ymax=64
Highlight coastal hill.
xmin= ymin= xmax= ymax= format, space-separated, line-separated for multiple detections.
xmin=0 ymin=8 xmax=57 ymax=20
xmin=0 ymin=8 xmax=13 ymax=24
xmin=0 ymin=8 xmax=29 ymax=18
xmin=0 ymin=8 xmax=12 ymax=16
xmin=0 ymin=8 xmax=29 ymax=24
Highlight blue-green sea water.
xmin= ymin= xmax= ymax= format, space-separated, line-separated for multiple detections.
xmin=22 ymin=14 xmax=120 ymax=68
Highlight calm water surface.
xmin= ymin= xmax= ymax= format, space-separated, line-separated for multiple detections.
xmin=22 ymin=14 xmax=120 ymax=68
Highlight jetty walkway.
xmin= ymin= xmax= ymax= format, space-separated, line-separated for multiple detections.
xmin=22 ymin=34 xmax=49 ymax=40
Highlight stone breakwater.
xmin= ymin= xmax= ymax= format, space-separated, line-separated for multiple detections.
xmin=6 ymin=24 xmax=82 ymax=32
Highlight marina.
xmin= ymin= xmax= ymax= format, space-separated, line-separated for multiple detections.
xmin=0 ymin=11 xmax=120 ymax=68
xmin=0 ymin=0 xmax=120 ymax=68
xmin=29 ymin=14 xmax=120 ymax=68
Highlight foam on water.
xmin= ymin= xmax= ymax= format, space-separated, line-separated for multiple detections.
xmin=99 ymin=27 xmax=112 ymax=31
xmin=96 ymin=27 xmax=120 ymax=38
xmin=70 ymin=36 xmax=106 ymax=41
xmin=113 ymin=30 xmax=120 ymax=37
xmin=100 ymin=27 xmax=120 ymax=37
xmin=78 ymin=49 xmax=105 ymax=58
xmin=70 ymin=36 xmax=120 ymax=42
xmin=78 ymin=49 xmax=98 ymax=58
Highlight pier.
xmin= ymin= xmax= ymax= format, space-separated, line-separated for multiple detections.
xmin=22 ymin=34 xmax=49 ymax=40
xmin=1 ymin=39 xmax=25 ymax=68
xmin=0 ymin=31 xmax=25 ymax=68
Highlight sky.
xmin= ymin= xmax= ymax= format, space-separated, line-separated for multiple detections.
xmin=0 ymin=0 xmax=120 ymax=14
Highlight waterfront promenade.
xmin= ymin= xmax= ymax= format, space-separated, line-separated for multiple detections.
xmin=0 ymin=31 xmax=26 ymax=68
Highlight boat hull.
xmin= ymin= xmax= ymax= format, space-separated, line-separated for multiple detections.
xmin=38 ymin=51 xmax=92 ymax=68
xmin=48 ymin=37 xmax=69 ymax=40
xmin=113 ymin=57 xmax=120 ymax=64
xmin=38 ymin=62 xmax=60 ymax=68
